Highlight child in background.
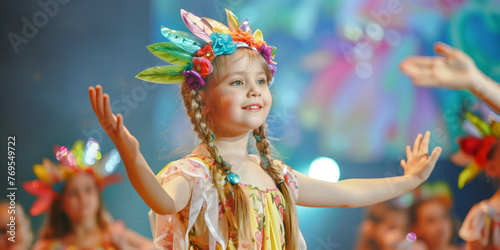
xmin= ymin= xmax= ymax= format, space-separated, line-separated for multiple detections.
xmin=25 ymin=139 xmax=156 ymax=249
xmin=0 ymin=202 xmax=33 ymax=250
xmin=356 ymin=201 xmax=422 ymax=250
xmin=89 ymin=9 xmax=442 ymax=249
xmin=409 ymin=181 xmax=463 ymax=250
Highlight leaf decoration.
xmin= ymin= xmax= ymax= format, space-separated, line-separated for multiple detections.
xmin=466 ymin=112 xmax=492 ymax=137
xmin=161 ymin=26 xmax=205 ymax=53
xmin=253 ymin=29 xmax=263 ymax=43
xmin=180 ymin=9 xmax=213 ymax=43
xmin=239 ymin=18 xmax=252 ymax=34
xmin=147 ymin=42 xmax=192 ymax=65
xmin=136 ymin=66 xmax=185 ymax=84
xmin=225 ymin=9 xmax=240 ymax=32
xmin=202 ymin=17 xmax=231 ymax=34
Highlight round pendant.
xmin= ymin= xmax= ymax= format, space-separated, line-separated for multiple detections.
xmin=227 ymin=172 xmax=240 ymax=184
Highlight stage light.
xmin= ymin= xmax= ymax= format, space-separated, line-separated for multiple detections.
xmin=308 ymin=157 xmax=340 ymax=183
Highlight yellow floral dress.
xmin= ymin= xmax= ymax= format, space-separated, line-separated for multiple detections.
xmin=149 ymin=155 xmax=307 ymax=250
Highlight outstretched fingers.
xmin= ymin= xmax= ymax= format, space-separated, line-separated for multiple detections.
xmin=89 ymin=86 xmax=99 ymax=116
xmin=95 ymin=85 xmax=105 ymax=117
xmin=412 ymin=133 xmax=422 ymax=154
xmin=433 ymin=42 xmax=455 ymax=58
xmin=102 ymin=93 xmax=118 ymax=132
xmin=420 ymin=131 xmax=431 ymax=155
xmin=427 ymin=146 xmax=442 ymax=166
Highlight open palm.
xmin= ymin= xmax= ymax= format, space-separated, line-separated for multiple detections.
xmin=89 ymin=85 xmax=139 ymax=163
xmin=400 ymin=42 xmax=479 ymax=90
xmin=401 ymin=131 xmax=442 ymax=182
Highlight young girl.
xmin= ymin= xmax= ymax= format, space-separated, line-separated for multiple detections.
xmin=89 ymin=9 xmax=442 ymax=249
xmin=25 ymin=139 xmax=156 ymax=249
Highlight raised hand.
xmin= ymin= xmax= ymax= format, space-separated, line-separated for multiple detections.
xmin=89 ymin=85 xmax=139 ymax=163
xmin=400 ymin=131 xmax=442 ymax=183
xmin=400 ymin=42 xmax=480 ymax=90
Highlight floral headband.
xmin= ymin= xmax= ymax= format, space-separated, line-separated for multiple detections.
xmin=451 ymin=112 xmax=500 ymax=188
xmin=135 ymin=9 xmax=277 ymax=90
xmin=23 ymin=138 xmax=122 ymax=216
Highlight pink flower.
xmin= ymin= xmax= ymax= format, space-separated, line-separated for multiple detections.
xmin=254 ymin=230 xmax=263 ymax=243
xmin=274 ymin=194 xmax=281 ymax=205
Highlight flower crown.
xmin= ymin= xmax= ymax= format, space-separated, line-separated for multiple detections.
xmin=452 ymin=111 xmax=500 ymax=188
xmin=23 ymin=138 xmax=122 ymax=216
xmin=135 ymin=9 xmax=277 ymax=90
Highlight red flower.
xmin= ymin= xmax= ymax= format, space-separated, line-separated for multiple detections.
xmin=230 ymin=29 xmax=256 ymax=48
xmin=191 ymin=57 xmax=213 ymax=78
xmin=197 ymin=44 xmax=215 ymax=61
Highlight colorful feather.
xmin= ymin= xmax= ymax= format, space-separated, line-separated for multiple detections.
xmin=239 ymin=18 xmax=252 ymax=34
xmin=458 ymin=162 xmax=482 ymax=189
xmin=202 ymin=17 xmax=231 ymax=34
xmin=180 ymin=9 xmax=213 ymax=43
xmin=147 ymin=42 xmax=193 ymax=65
xmin=253 ymin=29 xmax=263 ymax=43
xmin=136 ymin=66 xmax=185 ymax=84
xmin=161 ymin=26 xmax=205 ymax=54
xmin=466 ymin=112 xmax=492 ymax=136
xmin=225 ymin=9 xmax=240 ymax=32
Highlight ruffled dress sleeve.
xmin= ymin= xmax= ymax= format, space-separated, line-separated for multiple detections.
xmin=459 ymin=201 xmax=500 ymax=246
xmin=148 ymin=157 xmax=229 ymax=250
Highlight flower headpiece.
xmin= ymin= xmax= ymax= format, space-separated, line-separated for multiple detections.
xmin=451 ymin=111 xmax=500 ymax=188
xmin=135 ymin=9 xmax=277 ymax=90
xmin=23 ymin=138 xmax=122 ymax=216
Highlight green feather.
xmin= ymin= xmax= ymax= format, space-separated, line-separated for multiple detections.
xmin=466 ymin=112 xmax=492 ymax=136
xmin=271 ymin=46 xmax=277 ymax=58
xmin=135 ymin=66 xmax=185 ymax=84
xmin=147 ymin=42 xmax=192 ymax=65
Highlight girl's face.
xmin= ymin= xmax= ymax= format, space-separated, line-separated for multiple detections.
xmin=412 ymin=200 xmax=453 ymax=247
xmin=61 ymin=174 xmax=100 ymax=223
xmin=203 ymin=50 xmax=272 ymax=136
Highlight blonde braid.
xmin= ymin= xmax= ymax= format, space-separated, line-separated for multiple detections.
xmin=181 ymin=83 xmax=252 ymax=245
xmin=253 ymin=123 xmax=299 ymax=249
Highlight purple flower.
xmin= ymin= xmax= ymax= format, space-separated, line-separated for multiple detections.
xmin=268 ymin=64 xmax=277 ymax=76
xmin=258 ymin=44 xmax=273 ymax=64
xmin=183 ymin=70 xmax=205 ymax=90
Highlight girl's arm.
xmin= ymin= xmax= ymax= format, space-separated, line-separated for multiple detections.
xmin=89 ymin=85 xmax=191 ymax=215
xmin=295 ymin=132 xmax=441 ymax=208
xmin=400 ymin=42 xmax=500 ymax=113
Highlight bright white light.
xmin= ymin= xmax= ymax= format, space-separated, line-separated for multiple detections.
xmin=308 ymin=157 xmax=340 ymax=183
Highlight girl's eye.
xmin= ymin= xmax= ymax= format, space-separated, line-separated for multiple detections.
xmin=231 ymin=80 xmax=243 ymax=86
xmin=257 ymin=79 xmax=266 ymax=85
